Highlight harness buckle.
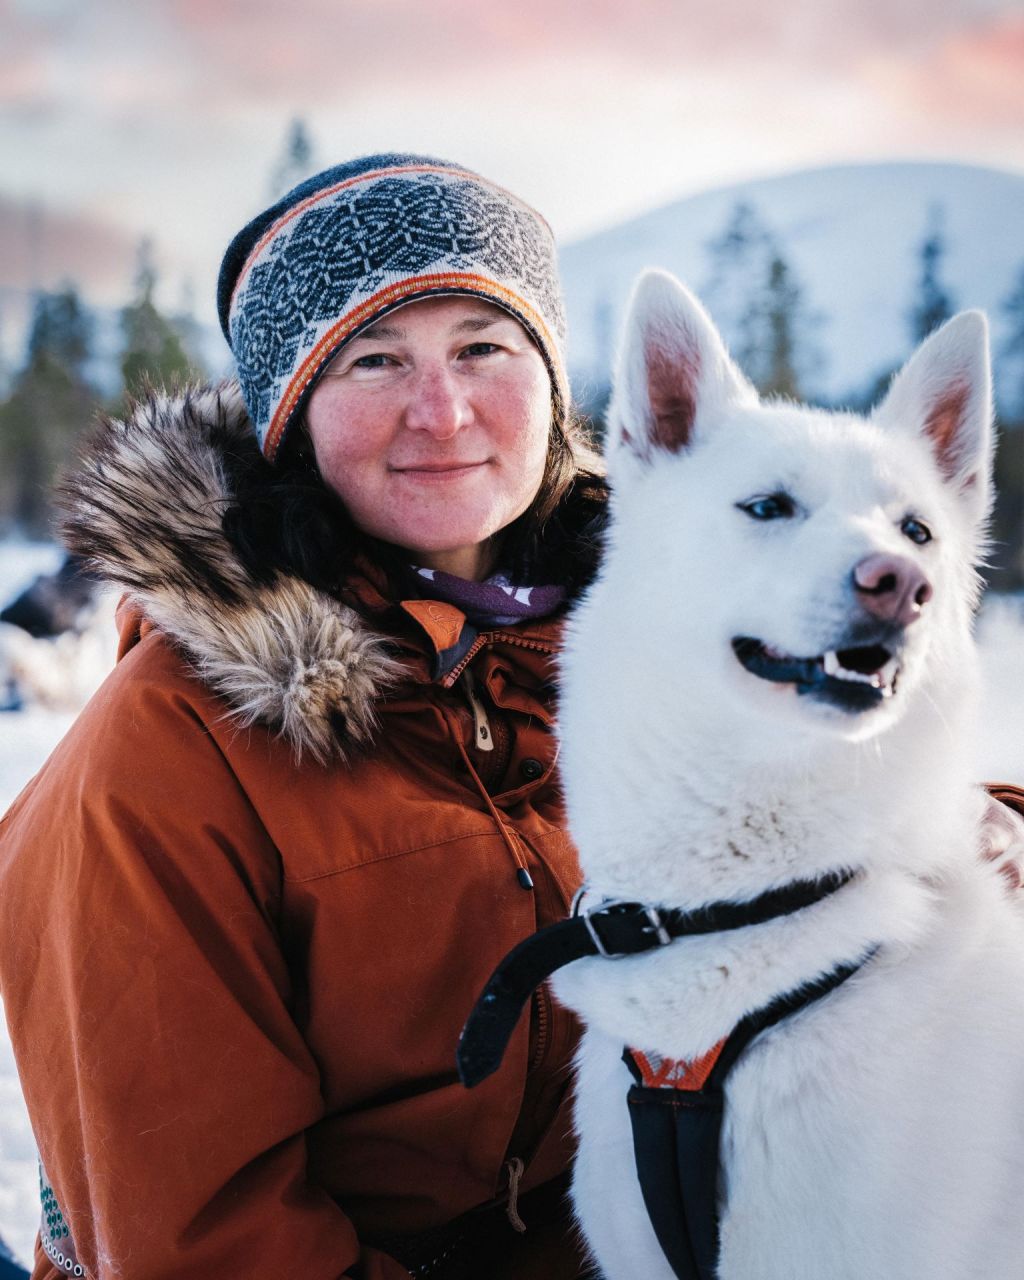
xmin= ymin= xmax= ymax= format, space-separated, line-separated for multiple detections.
xmin=571 ymin=891 xmax=672 ymax=958
xmin=642 ymin=906 xmax=672 ymax=947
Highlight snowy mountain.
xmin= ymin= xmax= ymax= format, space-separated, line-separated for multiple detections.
xmin=559 ymin=161 xmax=1024 ymax=414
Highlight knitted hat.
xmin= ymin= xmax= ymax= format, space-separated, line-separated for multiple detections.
xmin=217 ymin=152 xmax=569 ymax=461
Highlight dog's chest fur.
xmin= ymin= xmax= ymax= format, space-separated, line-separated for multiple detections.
xmin=565 ymin=869 xmax=1024 ymax=1280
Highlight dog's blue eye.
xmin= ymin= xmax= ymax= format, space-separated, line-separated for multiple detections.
xmin=901 ymin=516 xmax=932 ymax=545
xmin=739 ymin=493 xmax=795 ymax=521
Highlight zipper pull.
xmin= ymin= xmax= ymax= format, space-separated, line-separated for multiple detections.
xmin=462 ymin=668 xmax=494 ymax=753
xmin=503 ymin=1157 xmax=527 ymax=1233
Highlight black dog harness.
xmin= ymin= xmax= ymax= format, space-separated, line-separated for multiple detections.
xmin=458 ymin=871 xmax=871 ymax=1280
xmin=620 ymin=959 xmax=865 ymax=1279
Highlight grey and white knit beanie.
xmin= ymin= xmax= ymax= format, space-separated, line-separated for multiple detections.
xmin=217 ymin=152 xmax=569 ymax=461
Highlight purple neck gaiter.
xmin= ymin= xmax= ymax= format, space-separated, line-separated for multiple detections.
xmin=405 ymin=564 xmax=567 ymax=628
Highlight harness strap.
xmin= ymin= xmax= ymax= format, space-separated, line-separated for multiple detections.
xmin=456 ymin=869 xmax=857 ymax=1088
xmin=623 ymin=957 xmax=871 ymax=1280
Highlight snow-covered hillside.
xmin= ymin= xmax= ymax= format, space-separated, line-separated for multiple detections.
xmin=560 ymin=161 xmax=1024 ymax=411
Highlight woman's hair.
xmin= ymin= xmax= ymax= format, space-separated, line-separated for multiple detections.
xmin=221 ymin=405 xmax=608 ymax=600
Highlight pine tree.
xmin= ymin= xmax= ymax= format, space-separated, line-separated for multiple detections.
xmin=269 ymin=118 xmax=317 ymax=200
xmin=0 ymin=286 xmax=98 ymax=535
xmin=0 ymin=300 xmax=9 ymax=399
xmin=909 ymin=204 xmax=955 ymax=343
xmin=702 ymin=201 xmax=775 ymax=360
xmin=751 ymin=255 xmax=802 ymax=399
xmin=742 ymin=251 xmax=827 ymax=401
xmin=1000 ymin=264 xmax=1024 ymax=423
xmin=702 ymin=203 xmax=824 ymax=401
xmin=170 ymin=279 xmax=210 ymax=376
xmin=119 ymin=239 xmax=199 ymax=404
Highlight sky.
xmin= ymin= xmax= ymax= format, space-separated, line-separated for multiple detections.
xmin=2 ymin=0 xmax=1023 ymax=359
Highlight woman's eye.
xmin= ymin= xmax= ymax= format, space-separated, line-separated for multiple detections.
xmin=738 ymin=493 xmax=796 ymax=521
xmin=460 ymin=342 xmax=500 ymax=358
xmin=901 ymin=516 xmax=933 ymax=545
xmin=352 ymin=353 xmax=396 ymax=369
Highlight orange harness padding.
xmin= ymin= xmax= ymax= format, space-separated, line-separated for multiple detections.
xmin=625 ymin=1043 xmax=727 ymax=1093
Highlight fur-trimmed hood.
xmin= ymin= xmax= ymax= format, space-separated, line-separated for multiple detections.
xmin=59 ymin=383 xmax=405 ymax=764
xmin=59 ymin=383 xmax=605 ymax=764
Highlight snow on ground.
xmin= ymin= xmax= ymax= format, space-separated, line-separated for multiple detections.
xmin=974 ymin=598 xmax=1024 ymax=782
xmin=0 ymin=544 xmax=63 ymax=610
xmin=0 ymin=560 xmax=1022 ymax=1264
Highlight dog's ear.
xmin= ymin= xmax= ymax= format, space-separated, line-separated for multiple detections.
xmin=606 ymin=270 xmax=754 ymax=468
xmin=873 ymin=311 xmax=994 ymax=523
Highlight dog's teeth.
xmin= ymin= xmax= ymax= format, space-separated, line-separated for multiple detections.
xmin=878 ymin=658 xmax=900 ymax=696
xmin=823 ymin=649 xmax=900 ymax=694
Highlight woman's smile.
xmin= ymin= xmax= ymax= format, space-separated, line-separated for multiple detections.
xmin=390 ymin=460 xmax=491 ymax=477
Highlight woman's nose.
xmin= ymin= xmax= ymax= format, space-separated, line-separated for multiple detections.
xmin=403 ymin=365 xmax=472 ymax=438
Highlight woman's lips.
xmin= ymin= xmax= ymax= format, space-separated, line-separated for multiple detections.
xmin=391 ymin=461 xmax=489 ymax=480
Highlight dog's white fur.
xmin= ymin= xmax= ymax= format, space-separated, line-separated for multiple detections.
xmin=552 ymin=271 xmax=1024 ymax=1279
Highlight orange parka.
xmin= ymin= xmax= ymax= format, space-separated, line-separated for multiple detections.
xmin=0 ymin=386 xmax=604 ymax=1279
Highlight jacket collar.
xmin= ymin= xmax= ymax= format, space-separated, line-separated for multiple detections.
xmin=60 ymin=383 xmax=410 ymax=764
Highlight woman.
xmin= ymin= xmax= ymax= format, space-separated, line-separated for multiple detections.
xmin=0 ymin=152 xmax=1020 ymax=1280
xmin=0 ymin=153 xmax=606 ymax=1280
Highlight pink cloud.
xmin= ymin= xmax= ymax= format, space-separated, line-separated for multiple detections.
xmin=0 ymin=1 xmax=57 ymax=110
xmin=162 ymin=0 xmax=1022 ymax=101
xmin=4 ymin=0 xmax=1020 ymax=125
xmin=864 ymin=14 xmax=1024 ymax=128
xmin=163 ymin=0 xmax=790 ymax=99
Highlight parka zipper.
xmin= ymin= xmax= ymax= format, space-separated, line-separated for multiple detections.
xmin=442 ymin=631 xmax=557 ymax=689
xmin=529 ymin=983 xmax=551 ymax=1072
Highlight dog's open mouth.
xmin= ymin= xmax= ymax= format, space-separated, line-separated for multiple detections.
xmin=732 ymin=637 xmax=900 ymax=711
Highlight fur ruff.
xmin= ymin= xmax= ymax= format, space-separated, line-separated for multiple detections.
xmin=58 ymin=383 xmax=404 ymax=764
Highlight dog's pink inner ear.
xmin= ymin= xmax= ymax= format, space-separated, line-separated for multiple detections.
xmin=645 ymin=344 xmax=699 ymax=453
xmin=924 ymin=382 xmax=970 ymax=482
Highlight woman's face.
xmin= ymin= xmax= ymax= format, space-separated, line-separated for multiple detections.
xmin=305 ymin=296 xmax=552 ymax=581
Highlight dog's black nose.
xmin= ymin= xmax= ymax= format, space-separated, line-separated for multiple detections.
xmin=853 ymin=553 xmax=932 ymax=627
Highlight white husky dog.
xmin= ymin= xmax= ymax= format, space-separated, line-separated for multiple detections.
xmin=551 ymin=270 xmax=1024 ymax=1279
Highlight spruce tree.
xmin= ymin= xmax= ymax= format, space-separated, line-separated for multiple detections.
xmin=702 ymin=201 xmax=775 ymax=366
xmin=752 ymin=254 xmax=802 ymax=399
xmin=703 ymin=203 xmax=824 ymax=401
xmin=909 ymin=205 xmax=955 ymax=343
xmin=119 ymin=239 xmax=198 ymax=404
xmin=269 ymin=118 xmax=317 ymax=200
xmin=0 ymin=286 xmax=98 ymax=535
xmin=1000 ymin=264 xmax=1024 ymax=423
